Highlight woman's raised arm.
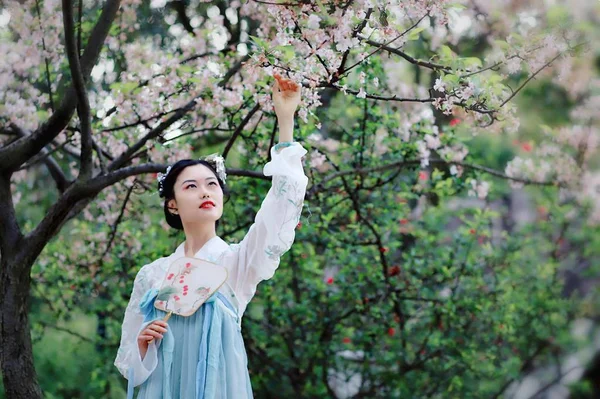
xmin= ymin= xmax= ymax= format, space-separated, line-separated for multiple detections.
xmin=226 ymin=75 xmax=308 ymax=312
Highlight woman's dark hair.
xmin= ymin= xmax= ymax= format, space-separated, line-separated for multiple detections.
xmin=158 ymin=159 xmax=231 ymax=231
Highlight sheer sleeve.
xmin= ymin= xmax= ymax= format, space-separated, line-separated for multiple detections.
xmin=114 ymin=264 xmax=160 ymax=386
xmin=229 ymin=141 xmax=308 ymax=310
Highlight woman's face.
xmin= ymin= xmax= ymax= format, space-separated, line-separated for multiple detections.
xmin=168 ymin=164 xmax=224 ymax=227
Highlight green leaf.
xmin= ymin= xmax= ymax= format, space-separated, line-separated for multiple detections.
xmin=462 ymin=57 xmax=482 ymax=68
xmin=440 ymin=45 xmax=455 ymax=60
xmin=274 ymin=45 xmax=296 ymax=63
xmin=407 ymin=27 xmax=425 ymax=41
xmin=157 ymin=286 xmax=179 ymax=301
xmin=249 ymin=35 xmax=269 ymax=50
xmin=110 ymin=81 xmax=139 ymax=95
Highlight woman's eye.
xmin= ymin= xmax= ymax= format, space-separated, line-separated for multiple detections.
xmin=209 ymin=182 xmax=217 ymax=186
xmin=186 ymin=184 xmax=196 ymax=189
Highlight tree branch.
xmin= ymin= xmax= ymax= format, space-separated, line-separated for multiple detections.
xmin=0 ymin=171 xmax=23 ymax=258
xmin=35 ymin=320 xmax=95 ymax=343
xmin=0 ymin=0 xmax=121 ymax=173
xmin=358 ymin=34 xmax=452 ymax=72
xmin=306 ymin=157 xmax=560 ymax=198
xmin=222 ymin=103 xmax=261 ymax=159
xmin=11 ymin=124 xmax=69 ymax=193
xmin=107 ymin=55 xmax=250 ymax=171
xmin=328 ymin=85 xmax=434 ymax=103
xmin=62 ymin=0 xmax=94 ymax=180
xmin=107 ymin=100 xmax=199 ymax=171
xmin=35 ymin=0 xmax=56 ymax=112
xmin=100 ymin=181 xmax=136 ymax=260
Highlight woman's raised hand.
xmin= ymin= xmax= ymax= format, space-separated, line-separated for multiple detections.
xmin=272 ymin=73 xmax=301 ymax=120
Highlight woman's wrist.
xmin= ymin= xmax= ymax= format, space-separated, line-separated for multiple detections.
xmin=139 ymin=340 xmax=148 ymax=360
xmin=277 ymin=115 xmax=294 ymax=143
xmin=276 ymin=112 xmax=294 ymax=124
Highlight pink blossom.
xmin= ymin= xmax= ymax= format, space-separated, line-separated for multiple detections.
xmin=434 ymin=78 xmax=446 ymax=93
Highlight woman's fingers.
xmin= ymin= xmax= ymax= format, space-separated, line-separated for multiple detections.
xmin=138 ymin=321 xmax=169 ymax=342
xmin=273 ymin=73 xmax=284 ymax=87
xmin=145 ymin=329 xmax=163 ymax=339
xmin=154 ymin=320 xmax=168 ymax=328
xmin=273 ymin=73 xmax=297 ymax=92
xmin=148 ymin=324 xmax=167 ymax=333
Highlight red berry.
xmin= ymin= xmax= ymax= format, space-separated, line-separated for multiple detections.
xmin=342 ymin=337 xmax=351 ymax=344
xmin=388 ymin=328 xmax=395 ymax=337
xmin=326 ymin=277 xmax=334 ymax=285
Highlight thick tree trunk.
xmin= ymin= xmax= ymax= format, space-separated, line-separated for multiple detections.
xmin=0 ymin=253 xmax=43 ymax=399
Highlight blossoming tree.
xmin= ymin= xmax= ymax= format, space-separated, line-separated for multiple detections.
xmin=1 ymin=0 xmax=599 ymax=397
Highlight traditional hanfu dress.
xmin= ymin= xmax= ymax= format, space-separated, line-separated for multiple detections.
xmin=114 ymin=142 xmax=308 ymax=398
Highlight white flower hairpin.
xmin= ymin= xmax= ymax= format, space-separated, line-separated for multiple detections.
xmin=202 ymin=153 xmax=227 ymax=183
xmin=157 ymin=154 xmax=227 ymax=197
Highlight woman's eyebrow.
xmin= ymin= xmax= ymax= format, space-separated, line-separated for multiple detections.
xmin=181 ymin=177 xmax=217 ymax=185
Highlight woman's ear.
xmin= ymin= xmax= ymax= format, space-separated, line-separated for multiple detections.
xmin=167 ymin=199 xmax=178 ymax=216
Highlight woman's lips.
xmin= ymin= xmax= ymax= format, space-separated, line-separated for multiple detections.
xmin=200 ymin=201 xmax=215 ymax=209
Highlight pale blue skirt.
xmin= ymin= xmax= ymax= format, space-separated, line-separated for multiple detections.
xmin=129 ymin=289 xmax=253 ymax=399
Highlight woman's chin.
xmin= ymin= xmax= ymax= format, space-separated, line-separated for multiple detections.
xmin=181 ymin=214 xmax=221 ymax=224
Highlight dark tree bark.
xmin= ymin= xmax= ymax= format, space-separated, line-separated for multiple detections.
xmin=0 ymin=169 xmax=43 ymax=398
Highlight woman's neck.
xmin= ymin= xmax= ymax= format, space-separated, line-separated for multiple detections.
xmin=182 ymin=225 xmax=217 ymax=257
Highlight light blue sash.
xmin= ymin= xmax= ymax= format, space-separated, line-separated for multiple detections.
xmin=196 ymin=292 xmax=238 ymax=399
xmin=127 ymin=289 xmax=237 ymax=399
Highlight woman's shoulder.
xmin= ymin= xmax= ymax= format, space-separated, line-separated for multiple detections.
xmin=136 ymin=256 xmax=169 ymax=281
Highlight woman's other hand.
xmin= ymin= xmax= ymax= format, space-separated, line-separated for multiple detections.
xmin=137 ymin=320 xmax=168 ymax=359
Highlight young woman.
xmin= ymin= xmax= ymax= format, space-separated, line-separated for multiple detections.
xmin=114 ymin=74 xmax=308 ymax=398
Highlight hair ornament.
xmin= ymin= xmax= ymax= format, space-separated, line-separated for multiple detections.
xmin=157 ymin=165 xmax=172 ymax=196
xmin=201 ymin=153 xmax=227 ymax=183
